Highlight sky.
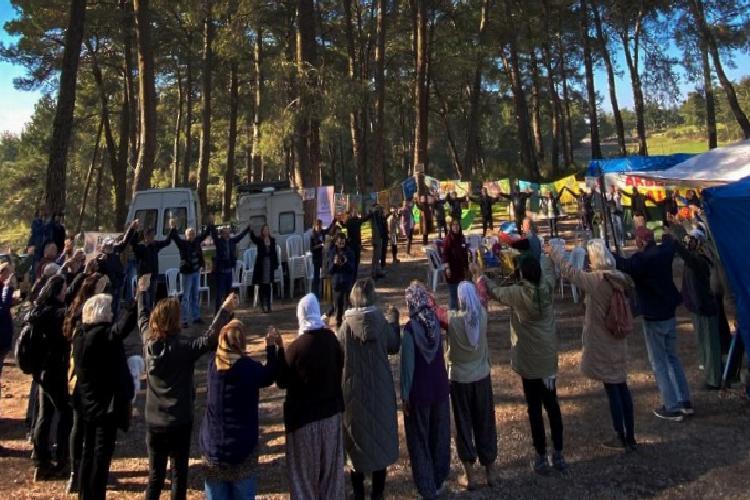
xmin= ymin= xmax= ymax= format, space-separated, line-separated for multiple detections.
xmin=0 ymin=0 xmax=749 ymax=136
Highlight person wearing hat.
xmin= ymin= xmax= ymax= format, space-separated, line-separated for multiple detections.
xmin=616 ymin=227 xmax=692 ymax=421
xmin=674 ymin=230 xmax=722 ymax=389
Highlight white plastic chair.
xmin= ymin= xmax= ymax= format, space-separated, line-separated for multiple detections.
xmin=273 ymin=244 xmax=285 ymax=299
xmin=288 ymin=255 xmax=307 ymax=298
xmin=165 ymin=269 xmax=182 ymax=298
xmin=304 ymin=252 xmax=315 ymax=294
xmin=232 ymin=260 xmax=248 ymax=303
xmin=548 ymin=238 xmax=567 ymax=295
xmin=286 ymin=235 xmax=304 ymax=259
xmin=424 ymin=247 xmax=445 ymax=291
xmin=303 ymin=229 xmax=313 ymax=254
xmin=242 ymin=247 xmax=257 ymax=304
xmin=199 ymin=269 xmax=211 ymax=306
xmin=565 ymin=246 xmax=587 ymax=303
xmin=468 ymin=234 xmax=483 ymax=253
xmin=130 ymin=274 xmax=137 ymax=300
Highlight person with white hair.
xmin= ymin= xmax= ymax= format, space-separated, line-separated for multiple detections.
xmin=72 ymin=291 xmax=139 ymax=499
xmin=167 ymin=218 xmax=211 ymax=326
xmin=276 ymin=293 xmax=345 ymax=499
xmin=546 ymin=239 xmax=638 ymax=451
xmin=444 ymin=281 xmax=498 ymax=489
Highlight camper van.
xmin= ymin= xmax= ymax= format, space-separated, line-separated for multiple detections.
xmin=125 ymin=188 xmax=203 ymax=273
xmin=235 ymin=181 xmax=305 ymax=262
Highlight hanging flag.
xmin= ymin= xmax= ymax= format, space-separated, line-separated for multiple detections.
xmin=316 ymin=186 xmax=335 ymax=226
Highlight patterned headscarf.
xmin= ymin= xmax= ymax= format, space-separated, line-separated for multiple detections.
xmin=215 ymin=320 xmax=246 ymax=371
xmin=405 ymin=283 xmax=441 ymax=363
xmin=458 ymin=281 xmax=482 ymax=348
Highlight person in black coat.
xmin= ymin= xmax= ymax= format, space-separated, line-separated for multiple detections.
xmin=73 ymin=292 xmax=138 ymax=499
xmin=43 ymin=213 xmax=66 ymax=257
xmin=29 ymin=275 xmax=72 ymax=481
xmin=470 ymin=187 xmax=499 ymax=237
xmin=310 ymin=219 xmax=329 ymax=299
xmin=344 ymin=209 xmax=372 ymax=278
xmin=327 ymin=233 xmax=356 ymax=328
xmin=447 ymin=191 xmax=467 ymax=224
xmin=96 ymin=220 xmax=137 ymax=319
xmin=370 ymin=206 xmax=389 ymax=279
xmin=416 ymin=195 xmax=434 ymax=245
xmin=431 ymin=196 xmax=447 ymax=238
xmin=129 ymin=219 xmax=173 ymax=308
xmin=499 ymin=185 xmax=534 ymax=230
xmin=249 ymin=225 xmax=279 ymax=313
xmin=620 ymin=186 xmax=649 ymax=222
xmin=138 ymin=275 xmax=236 ymax=500
xmin=208 ymin=221 xmax=250 ymax=312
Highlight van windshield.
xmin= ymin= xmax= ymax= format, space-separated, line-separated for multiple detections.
xmin=134 ymin=210 xmax=158 ymax=234
xmin=164 ymin=207 xmax=188 ymax=235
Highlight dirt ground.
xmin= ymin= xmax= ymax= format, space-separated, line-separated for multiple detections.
xmin=1 ymin=221 xmax=750 ymax=499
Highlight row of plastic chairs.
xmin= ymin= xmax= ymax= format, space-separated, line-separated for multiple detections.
xmin=162 ymin=268 xmax=211 ymax=305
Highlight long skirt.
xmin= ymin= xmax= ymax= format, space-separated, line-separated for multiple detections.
xmin=404 ymin=400 xmax=451 ymax=499
xmin=286 ymin=413 xmax=345 ymax=500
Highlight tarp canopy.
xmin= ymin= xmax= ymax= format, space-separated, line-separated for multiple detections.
xmin=703 ymin=176 xmax=750 ymax=331
xmin=630 ymin=140 xmax=750 ymax=186
xmin=585 ymin=154 xmax=694 ymax=177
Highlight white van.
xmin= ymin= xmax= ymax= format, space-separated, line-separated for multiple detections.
xmin=126 ymin=188 xmax=203 ymax=273
xmin=235 ymin=184 xmax=305 ymax=262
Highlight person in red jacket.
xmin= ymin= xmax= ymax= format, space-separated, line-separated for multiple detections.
xmin=442 ymin=220 xmax=468 ymax=310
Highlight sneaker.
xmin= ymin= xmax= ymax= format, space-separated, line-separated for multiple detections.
xmin=679 ymin=401 xmax=695 ymax=416
xmin=601 ymin=436 xmax=626 ymax=450
xmin=552 ymin=451 xmax=569 ymax=474
xmin=531 ymin=453 xmax=550 ymax=476
xmin=653 ymin=406 xmax=684 ymax=422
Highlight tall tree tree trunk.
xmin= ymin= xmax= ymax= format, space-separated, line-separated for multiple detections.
xmin=172 ymin=65 xmax=183 ymax=187
xmin=116 ymin=71 xmax=130 ymax=228
xmin=502 ymin=0 xmax=539 ymax=179
xmin=688 ymin=0 xmax=750 ymax=139
xmin=45 ymin=0 xmax=87 ymax=216
xmin=119 ymin=0 xmax=138 ymax=173
xmin=529 ymin=48 xmax=545 ymax=164
xmin=197 ymin=0 xmax=214 ymax=219
xmin=372 ymin=0 xmax=386 ymax=190
xmin=592 ymin=0 xmax=626 ymax=156
xmin=435 ymin=85 xmax=464 ymax=179
xmin=541 ymin=0 xmax=562 ymax=174
xmin=223 ymin=61 xmax=238 ymax=221
xmin=343 ymin=0 xmax=365 ymax=193
xmin=94 ymin=157 xmax=103 ymax=229
xmin=132 ymin=0 xmax=158 ymax=193
xmin=87 ymin=39 xmax=127 ymax=230
xmin=294 ymin=0 xmax=320 ymax=188
xmin=463 ymin=0 xmax=490 ymax=178
xmin=699 ymin=37 xmax=718 ymax=149
xmin=250 ymin=28 xmax=263 ymax=182
xmin=76 ymin=118 xmax=103 ymax=235
xmin=412 ymin=0 xmax=429 ymax=173
xmin=580 ymin=0 xmax=602 ymax=159
xmin=182 ymin=54 xmax=193 ymax=186
xmin=620 ymin=6 xmax=647 ymax=155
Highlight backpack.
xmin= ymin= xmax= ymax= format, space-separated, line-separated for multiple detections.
xmin=14 ymin=320 xmax=44 ymax=377
xmin=604 ymin=275 xmax=634 ymax=340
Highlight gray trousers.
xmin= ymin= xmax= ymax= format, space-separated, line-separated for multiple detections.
xmin=450 ymin=375 xmax=498 ymax=466
xmin=404 ymin=400 xmax=451 ymax=499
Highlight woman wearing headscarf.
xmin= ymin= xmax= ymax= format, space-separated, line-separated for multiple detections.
xmin=73 ymin=291 xmax=138 ymax=499
xmin=277 ymin=293 xmax=345 ymax=499
xmin=547 ymin=240 xmax=637 ymax=452
xmin=199 ymin=320 xmax=282 ymax=499
xmin=62 ymin=272 xmax=109 ymax=494
xmin=28 ymin=274 xmax=72 ymax=481
xmin=443 ymin=281 xmax=497 ymax=489
xmin=442 ymin=219 xmax=468 ymax=310
xmin=400 ymin=282 xmax=450 ymax=499
xmin=486 ymin=255 xmax=567 ymax=475
xmin=338 ymin=279 xmax=400 ymax=500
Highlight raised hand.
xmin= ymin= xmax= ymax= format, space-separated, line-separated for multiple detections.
xmin=138 ymin=274 xmax=151 ymax=293
xmin=222 ymin=292 xmax=240 ymax=312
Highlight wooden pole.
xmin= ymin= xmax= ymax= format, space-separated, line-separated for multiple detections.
xmin=76 ymin=118 xmax=104 ymax=235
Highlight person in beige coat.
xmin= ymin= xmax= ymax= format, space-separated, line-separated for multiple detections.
xmin=546 ymin=239 xmax=637 ymax=452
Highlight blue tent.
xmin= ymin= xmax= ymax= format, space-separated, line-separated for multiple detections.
xmin=703 ymin=177 xmax=750 ymax=344
xmin=585 ymin=154 xmax=694 ymax=177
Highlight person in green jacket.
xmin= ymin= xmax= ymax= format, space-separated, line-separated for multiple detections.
xmin=486 ymin=255 xmax=568 ymax=476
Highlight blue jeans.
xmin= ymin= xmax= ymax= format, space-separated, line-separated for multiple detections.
xmin=123 ymin=259 xmax=137 ymax=300
xmin=448 ymin=283 xmax=459 ymax=310
xmin=181 ymin=272 xmax=201 ymax=322
xmin=603 ymin=382 xmax=635 ymax=443
xmin=215 ymin=270 xmax=232 ymax=312
xmin=642 ymin=318 xmax=691 ymax=411
xmin=205 ymin=476 xmax=256 ymax=500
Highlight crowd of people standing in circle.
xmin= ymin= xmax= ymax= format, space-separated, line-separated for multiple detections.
xmin=0 ymin=182 xmax=743 ymax=499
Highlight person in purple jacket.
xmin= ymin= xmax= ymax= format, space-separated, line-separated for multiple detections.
xmin=199 ymin=319 xmax=281 ymax=499
xmin=400 ymin=282 xmax=450 ymax=499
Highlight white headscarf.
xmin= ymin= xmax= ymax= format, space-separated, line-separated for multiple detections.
xmin=458 ymin=281 xmax=483 ymax=348
xmin=297 ymin=293 xmax=326 ymax=336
